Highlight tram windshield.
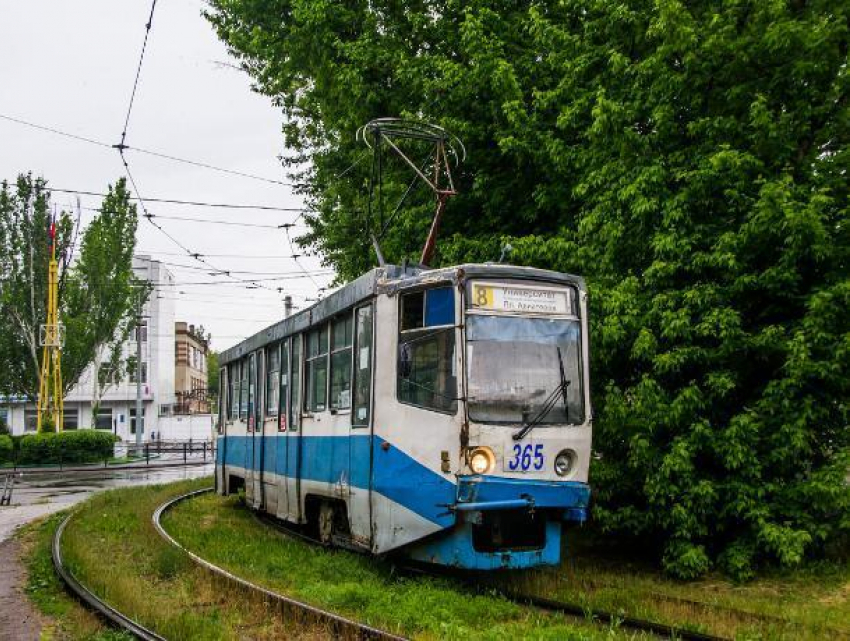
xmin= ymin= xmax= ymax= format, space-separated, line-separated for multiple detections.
xmin=466 ymin=315 xmax=584 ymax=425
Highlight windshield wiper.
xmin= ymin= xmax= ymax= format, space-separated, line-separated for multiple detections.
xmin=513 ymin=347 xmax=571 ymax=441
xmin=556 ymin=346 xmax=571 ymax=423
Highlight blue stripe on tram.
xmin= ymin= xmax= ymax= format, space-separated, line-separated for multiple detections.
xmin=218 ymin=434 xmax=456 ymax=527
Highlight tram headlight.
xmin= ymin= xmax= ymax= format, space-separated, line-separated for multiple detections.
xmin=468 ymin=447 xmax=495 ymax=475
xmin=554 ymin=449 xmax=576 ymax=477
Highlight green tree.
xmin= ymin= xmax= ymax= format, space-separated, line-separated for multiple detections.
xmin=207 ymin=350 xmax=220 ymax=395
xmin=0 ymin=175 xmax=146 ymax=418
xmin=207 ymin=0 xmax=850 ymax=578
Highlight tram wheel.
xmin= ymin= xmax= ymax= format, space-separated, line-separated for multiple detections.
xmin=318 ymin=502 xmax=335 ymax=545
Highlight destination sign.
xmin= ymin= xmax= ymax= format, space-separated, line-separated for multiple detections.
xmin=471 ymin=283 xmax=572 ymax=315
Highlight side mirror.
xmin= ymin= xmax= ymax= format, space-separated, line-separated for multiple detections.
xmin=399 ymin=343 xmax=412 ymax=378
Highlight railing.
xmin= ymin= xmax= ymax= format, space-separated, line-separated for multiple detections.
xmin=2 ymin=439 xmax=216 ymax=472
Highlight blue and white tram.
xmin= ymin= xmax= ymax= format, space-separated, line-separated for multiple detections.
xmin=216 ymin=263 xmax=592 ymax=570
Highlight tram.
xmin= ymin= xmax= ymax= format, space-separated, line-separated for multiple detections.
xmin=215 ymin=263 xmax=592 ymax=570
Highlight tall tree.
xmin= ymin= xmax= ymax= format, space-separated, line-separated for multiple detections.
xmin=207 ymin=0 xmax=849 ymax=578
xmin=0 ymin=175 xmax=146 ymax=416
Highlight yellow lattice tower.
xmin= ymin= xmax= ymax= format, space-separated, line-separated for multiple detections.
xmin=37 ymin=219 xmax=63 ymax=433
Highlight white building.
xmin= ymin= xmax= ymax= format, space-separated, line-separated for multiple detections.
xmin=1 ymin=256 xmax=205 ymax=441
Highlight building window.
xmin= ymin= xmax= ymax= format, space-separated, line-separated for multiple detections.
xmin=128 ymin=358 xmax=148 ymax=384
xmin=63 ymin=409 xmax=79 ymax=430
xmin=135 ymin=321 xmax=147 ymax=343
xmin=329 ymin=314 xmax=353 ymax=410
xmin=0 ymin=407 xmax=8 ymax=432
xmin=95 ymin=408 xmax=112 ymax=430
xmin=266 ymin=345 xmax=280 ymax=417
xmin=397 ymin=287 xmax=457 ymax=413
xmin=98 ymin=364 xmax=118 ymax=387
xmin=305 ymin=325 xmax=328 ymax=412
xmin=25 ymin=409 xmax=38 ymax=432
xmin=130 ymin=407 xmax=145 ymax=434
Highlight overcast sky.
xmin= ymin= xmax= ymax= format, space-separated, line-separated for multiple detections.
xmin=0 ymin=0 xmax=334 ymax=352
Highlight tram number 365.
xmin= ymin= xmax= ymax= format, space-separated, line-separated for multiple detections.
xmin=507 ymin=443 xmax=544 ymax=472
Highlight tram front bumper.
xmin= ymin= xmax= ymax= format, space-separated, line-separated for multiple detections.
xmin=453 ymin=475 xmax=590 ymax=522
xmin=403 ymin=476 xmax=589 ymax=570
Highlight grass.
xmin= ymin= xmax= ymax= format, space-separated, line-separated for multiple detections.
xmin=20 ymin=478 xmax=846 ymax=640
xmin=163 ymin=492 xmax=639 ymax=640
xmin=484 ymin=527 xmax=850 ymax=640
xmin=45 ymin=478 xmax=336 ymax=639
xmin=18 ymin=511 xmax=130 ymax=640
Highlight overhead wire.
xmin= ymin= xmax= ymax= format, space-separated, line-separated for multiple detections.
xmin=47 ymin=187 xmax=306 ymax=212
xmin=86 ymin=205 xmax=305 ymax=230
xmin=119 ymin=0 xmax=157 ymax=147
xmin=112 ymin=8 xmax=294 ymax=298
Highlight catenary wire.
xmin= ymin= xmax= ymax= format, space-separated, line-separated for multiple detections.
xmin=87 ymin=205 xmax=304 ymax=230
xmin=0 ymin=111 xmax=296 ymax=188
xmin=119 ymin=0 xmax=159 ymax=147
xmin=47 ymin=187 xmax=306 ymax=212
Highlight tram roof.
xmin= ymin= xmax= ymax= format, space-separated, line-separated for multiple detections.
xmin=220 ymin=263 xmax=584 ymax=364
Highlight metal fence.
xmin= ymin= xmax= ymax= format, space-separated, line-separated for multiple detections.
xmin=2 ymin=439 xmax=216 ymax=472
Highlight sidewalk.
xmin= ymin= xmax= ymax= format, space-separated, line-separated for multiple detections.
xmin=0 ymin=537 xmax=41 ymax=641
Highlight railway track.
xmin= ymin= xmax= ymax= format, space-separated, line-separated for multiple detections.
xmin=52 ymin=511 xmax=166 ymax=641
xmin=250 ymin=506 xmax=727 ymax=641
xmin=152 ymin=488 xmax=407 ymax=641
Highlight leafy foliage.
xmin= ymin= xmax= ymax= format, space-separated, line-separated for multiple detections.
xmin=0 ymin=175 xmax=145 ymax=409
xmin=18 ymin=429 xmax=119 ymax=465
xmin=0 ymin=434 xmax=12 ymax=464
xmin=207 ymin=0 xmax=850 ymax=577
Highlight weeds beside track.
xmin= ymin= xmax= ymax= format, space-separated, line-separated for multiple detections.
xmin=153 ymin=488 xmax=406 ymax=641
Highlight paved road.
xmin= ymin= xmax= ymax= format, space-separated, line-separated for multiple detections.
xmin=0 ymin=463 xmax=213 ymax=542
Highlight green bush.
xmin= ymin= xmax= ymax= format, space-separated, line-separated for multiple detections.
xmin=0 ymin=435 xmax=12 ymax=464
xmin=18 ymin=430 xmax=119 ymax=465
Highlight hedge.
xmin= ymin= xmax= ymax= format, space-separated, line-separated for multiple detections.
xmin=18 ymin=430 xmax=119 ymax=465
xmin=0 ymin=435 xmax=12 ymax=464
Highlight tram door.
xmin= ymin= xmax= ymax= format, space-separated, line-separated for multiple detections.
xmin=261 ymin=345 xmax=278 ymax=514
xmin=349 ymin=304 xmax=374 ymax=543
xmin=246 ymin=353 xmax=261 ymax=508
xmin=279 ymin=336 xmax=302 ymax=522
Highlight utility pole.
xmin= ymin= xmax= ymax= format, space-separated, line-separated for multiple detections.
xmin=37 ymin=217 xmax=64 ymax=432
xmin=284 ymin=295 xmax=293 ymax=319
xmin=135 ymin=295 xmax=143 ymax=448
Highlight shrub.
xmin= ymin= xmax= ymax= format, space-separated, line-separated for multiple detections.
xmin=18 ymin=430 xmax=119 ymax=465
xmin=0 ymin=435 xmax=12 ymax=464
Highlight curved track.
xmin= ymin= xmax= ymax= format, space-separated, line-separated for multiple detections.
xmin=253 ymin=508 xmax=729 ymax=641
xmin=52 ymin=511 xmax=166 ymax=641
xmin=152 ymin=488 xmax=407 ymax=641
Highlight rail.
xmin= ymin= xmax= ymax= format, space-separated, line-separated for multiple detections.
xmin=253 ymin=505 xmax=730 ymax=641
xmin=152 ymin=488 xmax=407 ymax=641
xmin=52 ymin=511 xmax=166 ymax=641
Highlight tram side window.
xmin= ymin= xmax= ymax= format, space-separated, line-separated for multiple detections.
xmin=278 ymin=341 xmax=289 ymax=431
xmin=228 ymin=363 xmax=238 ymax=420
xmin=247 ymin=354 xmax=256 ymax=429
xmin=330 ymin=314 xmax=353 ymax=410
xmin=218 ymin=367 xmax=226 ymax=432
xmin=397 ymin=287 xmax=457 ymax=413
xmin=290 ymin=335 xmax=301 ymax=429
xmin=305 ymin=325 xmax=328 ymax=412
xmin=239 ymin=360 xmax=248 ymax=420
xmin=266 ymin=345 xmax=279 ymax=418
xmin=352 ymin=304 xmax=373 ymax=428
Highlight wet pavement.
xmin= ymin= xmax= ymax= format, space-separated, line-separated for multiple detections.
xmin=0 ymin=463 xmax=213 ymax=542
